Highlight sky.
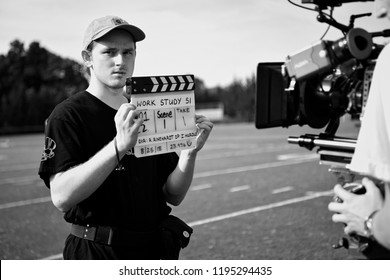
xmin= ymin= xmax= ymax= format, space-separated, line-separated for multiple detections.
xmin=0 ymin=0 xmax=388 ymax=88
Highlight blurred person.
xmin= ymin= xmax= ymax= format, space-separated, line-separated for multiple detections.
xmin=328 ymin=0 xmax=390 ymax=257
xmin=38 ymin=15 xmax=213 ymax=260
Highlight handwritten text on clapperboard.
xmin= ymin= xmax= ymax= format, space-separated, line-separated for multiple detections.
xmin=128 ymin=75 xmax=197 ymax=157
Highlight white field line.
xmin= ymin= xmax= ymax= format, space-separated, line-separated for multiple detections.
xmin=230 ymin=185 xmax=250 ymax=192
xmin=191 ymin=184 xmax=213 ymax=191
xmin=40 ymin=253 xmax=63 ymax=260
xmin=197 ymin=145 xmax=292 ymax=160
xmin=194 ymin=156 xmax=317 ymax=178
xmin=0 ymin=196 xmax=51 ymax=210
xmin=188 ymin=190 xmax=334 ymax=227
xmin=272 ymin=186 xmax=295 ymax=194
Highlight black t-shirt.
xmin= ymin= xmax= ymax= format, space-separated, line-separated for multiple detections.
xmin=39 ymin=91 xmax=178 ymax=231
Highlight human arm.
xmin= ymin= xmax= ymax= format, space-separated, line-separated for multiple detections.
xmin=163 ymin=115 xmax=213 ymax=206
xmin=50 ymin=103 xmax=143 ymax=212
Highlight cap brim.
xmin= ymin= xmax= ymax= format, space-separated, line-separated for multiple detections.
xmin=93 ymin=24 xmax=146 ymax=43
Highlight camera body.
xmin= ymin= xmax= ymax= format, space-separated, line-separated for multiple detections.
xmin=255 ymin=27 xmax=379 ymax=131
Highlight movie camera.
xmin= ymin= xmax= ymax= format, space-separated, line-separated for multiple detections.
xmin=255 ymin=0 xmax=390 ymax=256
xmin=256 ymin=0 xmax=390 ymax=167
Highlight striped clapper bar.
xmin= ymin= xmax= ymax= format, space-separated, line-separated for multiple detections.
xmin=127 ymin=75 xmax=197 ymax=157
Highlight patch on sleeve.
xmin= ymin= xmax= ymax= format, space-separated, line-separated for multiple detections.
xmin=41 ymin=137 xmax=57 ymax=161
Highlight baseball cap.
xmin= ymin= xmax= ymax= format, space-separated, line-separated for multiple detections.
xmin=83 ymin=15 xmax=146 ymax=50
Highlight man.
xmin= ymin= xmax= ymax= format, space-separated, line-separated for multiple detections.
xmin=328 ymin=0 xmax=390 ymax=255
xmin=39 ymin=15 xmax=213 ymax=259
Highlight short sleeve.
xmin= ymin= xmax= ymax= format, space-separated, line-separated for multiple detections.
xmin=38 ymin=115 xmax=86 ymax=188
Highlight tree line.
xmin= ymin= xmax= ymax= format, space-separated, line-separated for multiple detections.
xmin=0 ymin=40 xmax=255 ymax=134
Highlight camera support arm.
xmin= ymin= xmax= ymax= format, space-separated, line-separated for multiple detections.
xmin=317 ymin=9 xmax=350 ymax=33
xmin=288 ymin=134 xmax=356 ymax=151
xmin=317 ymin=9 xmax=372 ymax=33
xmin=288 ymin=133 xmax=356 ymax=168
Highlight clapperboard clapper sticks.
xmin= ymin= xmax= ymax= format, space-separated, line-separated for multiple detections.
xmin=127 ymin=75 xmax=197 ymax=157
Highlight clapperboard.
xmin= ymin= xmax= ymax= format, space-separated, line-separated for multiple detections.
xmin=128 ymin=75 xmax=197 ymax=157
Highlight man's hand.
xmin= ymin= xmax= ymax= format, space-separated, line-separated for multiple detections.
xmin=328 ymin=177 xmax=384 ymax=236
xmin=114 ymin=103 xmax=144 ymax=154
xmin=193 ymin=114 xmax=213 ymax=152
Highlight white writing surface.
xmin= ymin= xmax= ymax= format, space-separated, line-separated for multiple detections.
xmin=129 ymin=75 xmax=197 ymax=157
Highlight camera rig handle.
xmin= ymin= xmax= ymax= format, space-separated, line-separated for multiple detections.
xmin=349 ymin=13 xmax=372 ymax=29
xmin=371 ymin=29 xmax=390 ymax=38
